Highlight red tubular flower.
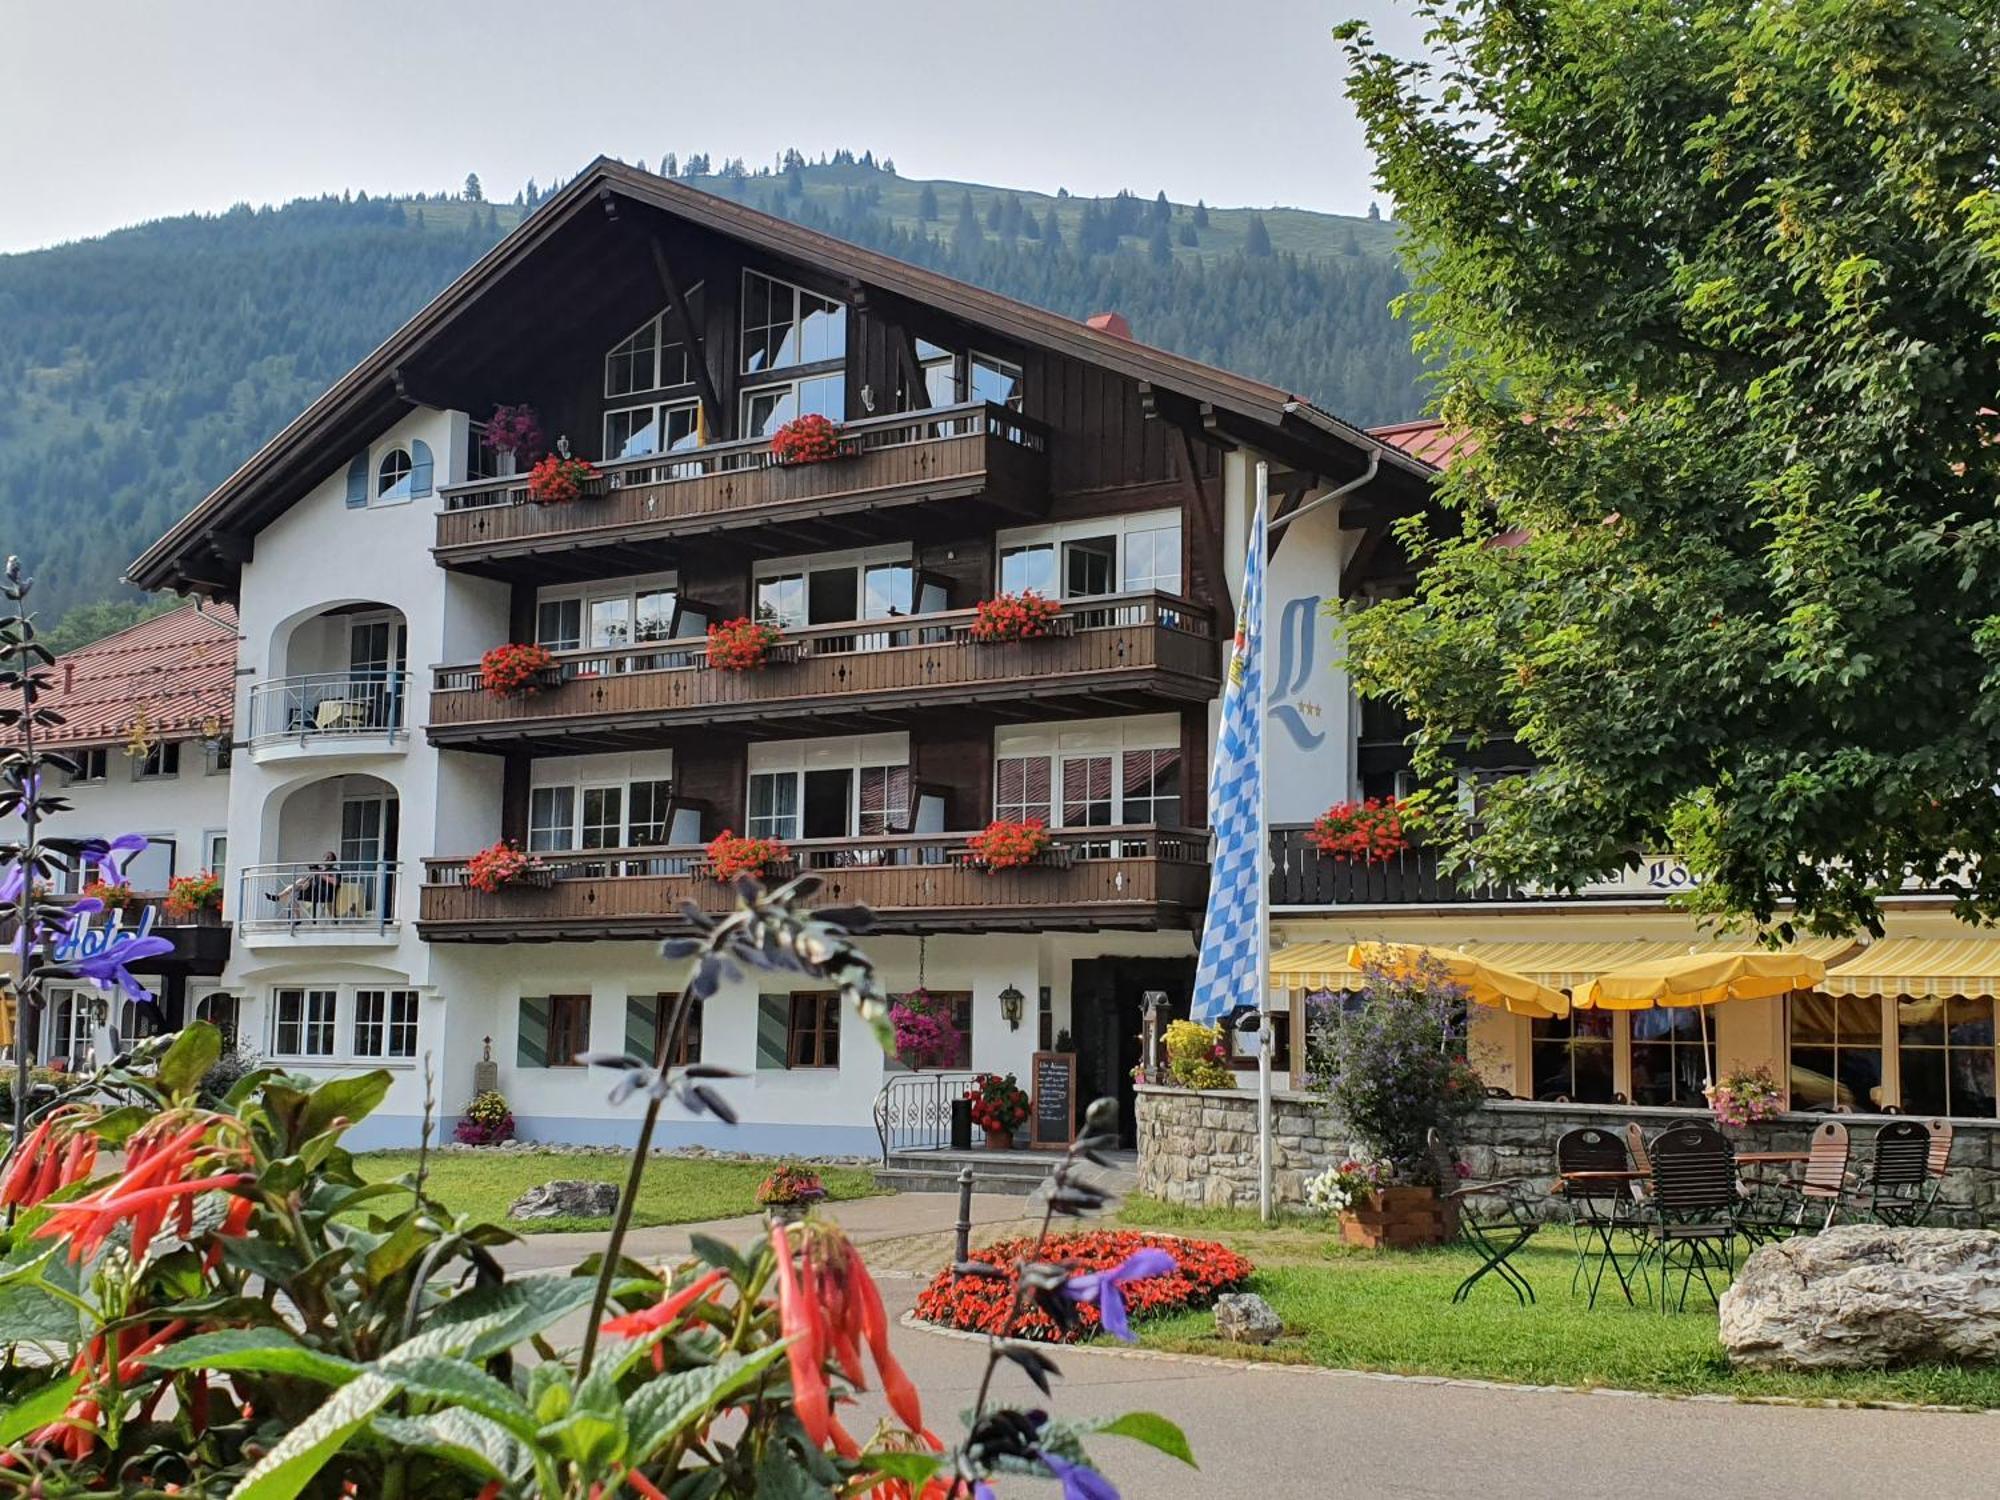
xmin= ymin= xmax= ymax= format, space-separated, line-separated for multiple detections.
xmin=36 ymin=1122 xmax=252 ymax=1263
xmin=600 ymin=1267 xmax=729 ymax=1372
xmin=769 ymin=1222 xmax=831 ymax=1447
xmin=1 ymin=1117 xmax=55 ymax=1205
xmin=203 ymin=1192 xmax=257 ymax=1273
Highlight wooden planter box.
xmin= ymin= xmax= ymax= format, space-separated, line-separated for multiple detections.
xmin=1338 ymin=1186 xmax=1457 ymax=1250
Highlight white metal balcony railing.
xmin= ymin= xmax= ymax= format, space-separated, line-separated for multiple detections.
xmin=247 ymin=672 xmax=410 ymax=746
xmin=239 ymin=861 xmax=398 ymax=934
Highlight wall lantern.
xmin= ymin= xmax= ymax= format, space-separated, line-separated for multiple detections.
xmin=998 ymin=983 xmax=1025 ymax=1032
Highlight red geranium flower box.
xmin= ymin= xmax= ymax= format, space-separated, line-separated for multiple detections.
xmin=707 ymin=830 xmax=792 ymax=883
xmin=480 ymin=642 xmax=556 ymax=698
xmin=769 ymin=413 xmax=845 ymax=465
xmin=465 ymin=840 xmax=552 ymax=894
xmin=706 ymin=617 xmax=783 ymax=672
xmin=1307 ymin=797 xmax=1411 ymax=864
xmin=526 ymin=454 xmax=600 ymax=505
xmin=965 ymin=818 xmax=1053 ymax=872
xmin=968 ymin=590 xmax=1063 ymax=643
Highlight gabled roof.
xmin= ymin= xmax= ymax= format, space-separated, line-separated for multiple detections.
xmin=1368 ymin=418 xmax=1470 ymax=469
xmin=129 ymin=159 xmax=1436 ymax=597
xmin=11 ymin=604 xmax=237 ymax=750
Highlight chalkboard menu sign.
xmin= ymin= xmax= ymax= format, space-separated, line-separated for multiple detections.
xmin=1031 ymin=1051 xmax=1076 ymax=1149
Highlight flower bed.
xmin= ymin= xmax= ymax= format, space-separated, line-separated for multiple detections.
xmin=454 ymin=1088 xmax=515 ymax=1145
xmin=1307 ymin=797 xmax=1410 ymax=863
xmin=706 ymin=616 xmax=782 ymax=671
xmin=916 ymin=1229 xmax=1253 ymax=1342
xmin=968 ymin=590 xmax=1063 ymax=643
xmin=769 ymin=412 xmax=845 ymax=465
xmin=481 ymin=641 xmax=556 ymax=697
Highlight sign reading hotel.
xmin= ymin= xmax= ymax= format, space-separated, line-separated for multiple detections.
xmin=52 ymin=904 xmax=160 ymax=966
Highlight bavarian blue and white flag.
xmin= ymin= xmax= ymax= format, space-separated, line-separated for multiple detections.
xmin=1191 ymin=498 xmax=1266 ymax=1022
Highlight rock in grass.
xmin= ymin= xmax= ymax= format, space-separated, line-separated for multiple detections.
xmin=509 ymin=1180 xmax=619 ymax=1220
xmin=1719 ymin=1226 xmax=2000 ymax=1369
xmin=1214 ymin=1292 xmax=1282 ymax=1344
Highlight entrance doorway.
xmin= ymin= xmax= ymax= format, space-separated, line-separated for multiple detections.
xmin=1068 ymin=955 xmax=1195 ymax=1146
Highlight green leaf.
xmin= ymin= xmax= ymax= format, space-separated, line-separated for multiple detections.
xmin=1093 ymin=1410 xmax=1197 ymax=1467
xmin=143 ymin=1327 xmax=364 ymax=1388
xmin=157 ymin=1022 xmax=223 ymax=1096
xmin=686 ymin=1233 xmax=744 ymax=1279
xmin=538 ymin=1404 xmax=626 ymax=1476
xmin=624 ymin=1342 xmax=791 ymax=1463
xmin=362 ymin=1215 xmax=434 ymax=1287
xmin=0 ymin=1371 xmax=81 ymax=1446
xmin=387 ymin=1354 xmax=538 ymax=1443
xmin=297 ymin=1070 xmax=392 ymax=1142
xmin=754 ymin=1440 xmax=832 ymax=1500
xmin=860 ymin=1450 xmax=948 ymax=1484
xmin=423 ymin=1274 xmax=600 ymax=1360
xmin=227 ymin=1370 xmax=398 ymax=1500
xmin=370 ymin=1410 xmax=527 ymax=1486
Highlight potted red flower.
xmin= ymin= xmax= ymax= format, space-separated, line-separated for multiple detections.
xmin=968 ymin=591 xmax=1063 ymax=643
xmin=769 ymin=413 xmax=845 ymax=465
xmin=480 ymin=642 xmax=556 ymax=698
xmin=1307 ymin=798 xmax=1411 ymax=864
xmin=965 ymin=818 xmax=1053 ymax=872
xmin=706 ymin=617 xmax=783 ymax=672
xmin=526 ymin=453 xmax=601 ymax=505
xmin=465 ymin=840 xmax=553 ymax=894
xmin=706 ymin=830 xmax=793 ymax=883
xmin=162 ymin=870 xmax=223 ymax=921
xmin=965 ymin=1072 xmax=1030 ymax=1149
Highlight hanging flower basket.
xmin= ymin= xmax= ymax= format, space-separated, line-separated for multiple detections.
xmin=706 ymin=617 xmax=783 ymax=672
xmin=484 ymin=403 xmax=546 ymax=464
xmin=480 ymin=642 xmax=557 ymax=698
xmin=965 ymin=818 xmax=1054 ymax=872
xmin=465 ymin=840 xmax=553 ymax=894
xmin=1707 ymin=1065 xmax=1784 ymax=1128
xmin=526 ymin=454 xmax=601 ymax=505
xmin=162 ymin=870 xmax=223 ymax=921
xmin=769 ymin=413 xmax=846 ymax=465
xmin=1306 ymin=798 xmax=1411 ymax=864
xmin=706 ymin=830 xmax=792 ymax=883
xmin=891 ymin=987 xmax=965 ymax=1069
xmin=968 ymin=591 xmax=1063 ymax=643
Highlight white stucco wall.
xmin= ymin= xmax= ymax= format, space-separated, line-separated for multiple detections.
xmin=57 ymin=748 xmax=233 ymax=894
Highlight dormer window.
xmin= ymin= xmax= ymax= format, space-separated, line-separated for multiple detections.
xmin=377 ymin=448 xmax=413 ymax=500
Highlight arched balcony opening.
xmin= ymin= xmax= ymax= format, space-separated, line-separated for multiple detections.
xmin=247 ymin=602 xmax=411 ymax=754
xmin=240 ymin=772 xmax=401 ymax=938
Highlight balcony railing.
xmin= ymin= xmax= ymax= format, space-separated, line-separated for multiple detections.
xmin=428 ymin=592 xmax=1217 ymax=743
xmin=434 ymin=402 xmax=1049 ymax=566
xmin=1268 ymin=829 xmax=1720 ymax=906
xmin=239 ymin=860 xmax=398 ymax=934
xmin=247 ymin=672 xmax=410 ymax=747
xmin=419 ymin=825 xmax=1208 ymax=940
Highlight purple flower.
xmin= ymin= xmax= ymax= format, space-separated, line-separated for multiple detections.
xmin=65 ymin=934 xmax=174 ymax=1003
xmin=77 ymin=833 xmax=149 ymax=887
xmin=0 ymin=859 xmax=23 ymax=903
xmin=1044 ymin=1455 xmax=1119 ymax=1500
xmin=1062 ymin=1247 xmax=1176 ymax=1343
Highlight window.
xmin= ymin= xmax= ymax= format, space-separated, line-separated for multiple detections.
xmin=628 ymin=992 xmax=704 ymax=1067
xmin=741 ymin=270 xmax=845 ymax=373
xmin=124 ymin=836 xmax=174 ymax=892
xmin=604 ymin=399 xmax=700 ymax=462
xmin=748 ymin=772 xmax=800 ymax=840
xmin=354 ymin=989 xmax=418 ymax=1059
xmin=1123 ymin=520 xmax=1182 ymax=594
xmin=996 ymin=511 xmax=1181 ymax=600
xmin=1628 ymin=1007 xmax=1716 ymax=1106
xmin=742 ymin=374 xmax=845 ymax=439
xmin=203 ymin=830 xmax=228 ymax=875
xmin=529 ymin=785 xmax=576 ymax=852
xmin=537 ymin=580 xmax=680 ymax=658
xmin=998 ymin=543 xmax=1058 ymax=597
xmin=1790 ymin=994 xmax=1886 ymax=1113
xmin=1897 ymin=995 xmax=1996 ymax=1117
xmin=605 ymin=289 xmax=706 ymax=399
xmin=537 ymin=597 xmax=583 ymax=652
xmin=917 ymin=339 xmax=956 ymax=406
xmin=628 ymin=780 xmax=674 ymax=845
xmin=748 ymin=736 xmax=910 ymax=842
xmin=207 ymin=738 xmax=234 ymax=774
xmin=377 ymin=448 xmax=413 ymax=500
xmin=1060 ymin=754 xmax=1113 ymax=828
xmin=70 ymin=748 xmax=107 ymax=784
xmin=466 ymin=423 xmax=516 ymax=482
xmin=1530 ymin=1010 xmax=1616 ymax=1102
xmin=857 ymin=765 xmax=912 ymax=836
xmin=969 ymin=352 xmax=1023 ymax=410
xmin=531 ymin=772 xmax=675 ymax=851
xmin=753 ymin=549 xmax=914 ymax=629
xmin=135 ymin=741 xmax=180 ymax=779
xmin=545 ymin=995 xmax=591 ymax=1067
xmin=274 ymin=988 xmax=337 ymax=1058
xmin=994 ymin=718 xmax=1181 ymax=831
xmin=194 ymin=992 xmax=239 ymax=1050
xmin=994 ymin=756 xmax=1053 ymax=824
xmin=1119 ymin=747 xmax=1182 ymax=826
xmin=788 ymin=993 xmax=841 ymax=1068
xmin=581 ymin=786 xmax=624 ymax=849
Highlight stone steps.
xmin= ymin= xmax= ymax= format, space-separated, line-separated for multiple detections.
xmin=874 ymin=1146 xmax=1136 ymax=1198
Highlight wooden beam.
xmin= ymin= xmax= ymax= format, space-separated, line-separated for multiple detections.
xmin=1176 ymin=425 xmax=1232 ymax=623
xmin=1265 ymin=472 xmax=1318 ymax=560
xmin=211 ymin=532 xmax=255 ymax=565
xmin=647 ymin=236 xmax=724 ymax=434
xmin=1340 ymin=520 xmax=1393 ymax=598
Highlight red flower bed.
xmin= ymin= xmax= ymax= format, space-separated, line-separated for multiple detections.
xmin=526 ymin=454 xmax=599 ymax=505
xmin=965 ymin=818 xmax=1051 ymax=871
xmin=968 ymin=590 xmax=1063 ymax=643
xmin=1307 ymin=797 xmax=1410 ymax=864
xmin=707 ymin=830 xmax=790 ymax=882
xmin=915 ymin=1229 xmax=1253 ymax=1343
xmin=481 ymin=642 xmax=555 ymax=698
xmin=769 ymin=413 xmax=844 ymax=464
xmin=706 ymin=616 xmax=782 ymax=671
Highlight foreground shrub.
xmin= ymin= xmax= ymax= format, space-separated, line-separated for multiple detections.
xmin=916 ymin=1229 xmax=1253 ymax=1342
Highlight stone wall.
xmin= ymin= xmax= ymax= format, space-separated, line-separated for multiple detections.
xmin=1134 ymin=1084 xmax=2000 ymax=1223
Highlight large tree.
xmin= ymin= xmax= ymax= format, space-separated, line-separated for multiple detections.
xmin=1336 ymin=0 xmax=2000 ymax=936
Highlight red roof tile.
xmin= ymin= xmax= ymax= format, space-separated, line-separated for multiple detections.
xmin=1368 ymin=418 xmax=1475 ymax=470
xmin=8 ymin=604 xmax=237 ymax=750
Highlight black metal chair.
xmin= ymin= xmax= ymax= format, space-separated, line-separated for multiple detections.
xmin=1638 ymin=1122 xmax=1740 ymax=1311
xmin=1862 ymin=1120 xmax=1933 ymax=1224
xmin=1427 ymin=1129 xmax=1542 ymax=1305
xmin=1552 ymin=1126 xmax=1638 ymax=1307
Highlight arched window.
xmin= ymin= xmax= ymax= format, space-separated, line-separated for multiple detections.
xmin=377 ymin=447 xmax=413 ymax=499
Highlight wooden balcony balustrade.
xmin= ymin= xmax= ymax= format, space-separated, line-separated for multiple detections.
xmin=427 ymin=591 xmax=1219 ymax=748
xmin=433 ymin=402 xmax=1049 ymax=576
xmin=418 ymin=825 xmax=1209 ymax=941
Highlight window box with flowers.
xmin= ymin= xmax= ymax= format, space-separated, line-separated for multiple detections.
xmin=705 ymin=617 xmax=785 ymax=672
xmin=768 ymin=413 xmax=848 ymax=466
xmin=82 ymin=879 xmax=140 ymax=911
xmin=1307 ymin=797 xmax=1412 ymax=864
xmin=966 ymin=1071 xmax=1030 ymax=1149
xmin=705 ymin=831 xmax=793 ymax=884
xmin=963 ymin=818 xmax=1066 ymax=872
xmin=967 ymin=591 xmax=1065 ymax=643
xmin=526 ymin=454 xmax=602 ymax=505
xmin=162 ymin=870 xmax=223 ymax=922
xmin=465 ymin=840 xmax=554 ymax=895
xmin=480 ymin=642 xmax=558 ymax=698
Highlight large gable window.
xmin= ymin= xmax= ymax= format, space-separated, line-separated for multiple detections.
xmin=741 ymin=270 xmax=844 ymax=374
xmin=604 ymin=287 xmax=706 ymax=399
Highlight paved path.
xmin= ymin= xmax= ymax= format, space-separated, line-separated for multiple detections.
xmin=496 ymin=1194 xmax=2000 ymax=1500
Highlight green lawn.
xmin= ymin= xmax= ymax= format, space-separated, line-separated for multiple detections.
xmin=1117 ymin=1197 xmax=2000 ymax=1408
xmin=354 ymin=1152 xmax=883 ymax=1234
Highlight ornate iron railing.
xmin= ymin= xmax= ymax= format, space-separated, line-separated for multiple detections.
xmin=872 ymin=1069 xmax=983 ymax=1162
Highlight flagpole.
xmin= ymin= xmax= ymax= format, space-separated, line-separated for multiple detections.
xmin=1254 ymin=461 xmax=1274 ymax=1224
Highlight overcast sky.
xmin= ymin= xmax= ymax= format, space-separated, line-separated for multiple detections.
xmin=0 ymin=0 xmax=1425 ymax=255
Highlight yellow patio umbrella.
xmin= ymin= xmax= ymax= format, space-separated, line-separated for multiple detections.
xmin=1572 ymin=950 xmax=1827 ymax=1087
xmin=1346 ymin=942 xmax=1571 ymax=1020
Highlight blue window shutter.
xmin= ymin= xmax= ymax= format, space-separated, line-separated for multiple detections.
xmin=517 ymin=996 xmax=550 ymax=1067
xmin=756 ymin=994 xmax=791 ymax=1069
xmin=344 ymin=453 xmax=370 ymax=509
xmin=409 ymin=438 xmax=434 ymax=497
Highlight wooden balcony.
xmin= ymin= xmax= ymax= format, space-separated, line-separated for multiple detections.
xmin=418 ymin=826 xmax=1209 ymax=942
xmin=1268 ymin=828 xmax=1709 ymax=907
xmin=427 ymin=592 xmax=1219 ymax=751
xmin=433 ymin=402 xmax=1049 ymax=581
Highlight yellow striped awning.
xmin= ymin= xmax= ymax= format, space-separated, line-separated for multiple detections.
xmin=1823 ymin=938 xmax=2000 ymax=999
xmin=1273 ymin=936 xmax=1853 ymax=995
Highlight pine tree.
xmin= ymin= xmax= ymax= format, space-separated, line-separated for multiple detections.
xmin=954 ymin=192 xmax=983 ymax=253
xmin=1153 ymin=190 xmax=1172 ymax=225
xmin=985 ymin=194 xmax=1004 ymax=231
xmin=786 ymin=160 xmax=805 ymax=197
xmin=464 ymin=173 xmax=482 ymax=202
xmin=918 ymin=183 xmax=939 ymax=220
xmin=663 ymin=152 xmax=678 ymax=179
xmin=1042 ymin=205 xmax=1063 ymax=245
xmin=1193 ymin=199 xmax=1210 ymax=229
xmin=1178 ymin=221 xmax=1198 ymax=247
xmin=1148 ymin=221 xmax=1173 ymax=266
xmin=1341 ymin=227 xmax=1362 ymax=256
xmin=1367 ymin=200 xmax=1381 ymax=221
xmin=1244 ymin=213 xmax=1274 ymax=257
